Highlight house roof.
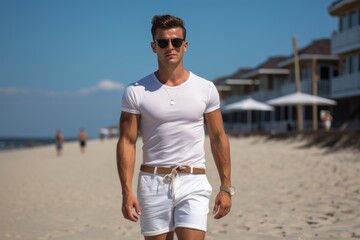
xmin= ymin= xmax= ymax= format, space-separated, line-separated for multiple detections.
xmin=240 ymin=56 xmax=290 ymax=79
xmin=328 ymin=0 xmax=360 ymax=16
xmin=213 ymin=68 xmax=253 ymax=85
xmin=298 ymin=39 xmax=331 ymax=55
xmin=255 ymin=56 xmax=287 ymax=69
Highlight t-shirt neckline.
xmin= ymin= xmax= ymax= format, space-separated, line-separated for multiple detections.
xmin=152 ymin=72 xmax=192 ymax=89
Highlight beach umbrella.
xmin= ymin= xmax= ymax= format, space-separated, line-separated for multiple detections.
xmin=222 ymin=98 xmax=274 ymax=132
xmin=266 ymin=92 xmax=336 ymax=131
xmin=222 ymin=97 xmax=274 ymax=112
xmin=266 ymin=92 xmax=336 ymax=106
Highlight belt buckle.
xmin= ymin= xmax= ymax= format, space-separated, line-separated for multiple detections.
xmin=177 ymin=165 xmax=190 ymax=173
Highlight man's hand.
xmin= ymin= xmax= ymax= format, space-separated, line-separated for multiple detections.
xmin=122 ymin=193 xmax=141 ymax=222
xmin=212 ymin=191 xmax=232 ymax=219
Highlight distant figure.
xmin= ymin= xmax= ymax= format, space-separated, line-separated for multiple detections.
xmin=55 ymin=130 xmax=65 ymax=156
xmin=320 ymin=110 xmax=326 ymax=129
xmin=99 ymin=128 xmax=109 ymax=141
xmin=78 ymin=128 xmax=88 ymax=153
xmin=324 ymin=111 xmax=333 ymax=131
xmin=286 ymin=121 xmax=293 ymax=132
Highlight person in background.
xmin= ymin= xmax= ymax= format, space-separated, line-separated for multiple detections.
xmin=116 ymin=14 xmax=233 ymax=240
xmin=99 ymin=128 xmax=109 ymax=141
xmin=78 ymin=128 xmax=88 ymax=153
xmin=324 ymin=111 xmax=333 ymax=131
xmin=55 ymin=130 xmax=65 ymax=156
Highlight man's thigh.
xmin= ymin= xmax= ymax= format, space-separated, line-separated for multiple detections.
xmin=144 ymin=232 xmax=174 ymax=240
xmin=173 ymin=174 xmax=212 ymax=232
xmin=175 ymin=227 xmax=205 ymax=240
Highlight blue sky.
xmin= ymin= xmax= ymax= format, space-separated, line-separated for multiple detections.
xmin=0 ymin=0 xmax=337 ymax=138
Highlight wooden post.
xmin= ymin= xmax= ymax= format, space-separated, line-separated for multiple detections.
xmin=312 ymin=57 xmax=318 ymax=130
xmin=292 ymin=36 xmax=303 ymax=131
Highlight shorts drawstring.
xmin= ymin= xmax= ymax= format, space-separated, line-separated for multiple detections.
xmin=161 ymin=165 xmax=187 ymax=199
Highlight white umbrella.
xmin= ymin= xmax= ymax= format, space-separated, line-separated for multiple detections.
xmin=222 ymin=97 xmax=274 ymax=112
xmin=266 ymin=92 xmax=336 ymax=106
xmin=222 ymin=98 xmax=274 ymax=132
xmin=266 ymin=92 xmax=336 ymax=131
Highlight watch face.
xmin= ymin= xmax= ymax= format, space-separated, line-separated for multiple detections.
xmin=221 ymin=186 xmax=235 ymax=196
xmin=229 ymin=187 xmax=235 ymax=196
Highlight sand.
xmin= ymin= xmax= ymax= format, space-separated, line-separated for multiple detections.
xmin=0 ymin=135 xmax=359 ymax=240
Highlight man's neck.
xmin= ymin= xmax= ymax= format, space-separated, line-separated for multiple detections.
xmin=155 ymin=64 xmax=189 ymax=86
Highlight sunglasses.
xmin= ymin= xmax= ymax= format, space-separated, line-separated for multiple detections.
xmin=155 ymin=38 xmax=185 ymax=48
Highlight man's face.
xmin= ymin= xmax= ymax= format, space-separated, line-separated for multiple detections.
xmin=151 ymin=27 xmax=188 ymax=65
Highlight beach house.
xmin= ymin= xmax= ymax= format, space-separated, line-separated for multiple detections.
xmin=328 ymin=0 xmax=360 ymax=129
xmin=216 ymin=0 xmax=360 ymax=133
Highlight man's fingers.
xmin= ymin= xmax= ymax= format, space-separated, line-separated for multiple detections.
xmin=212 ymin=201 xmax=219 ymax=214
xmin=214 ymin=205 xmax=229 ymax=219
xmin=127 ymin=206 xmax=139 ymax=222
xmin=122 ymin=205 xmax=139 ymax=222
xmin=122 ymin=194 xmax=141 ymax=222
xmin=134 ymin=201 xmax=142 ymax=216
xmin=213 ymin=192 xmax=232 ymax=219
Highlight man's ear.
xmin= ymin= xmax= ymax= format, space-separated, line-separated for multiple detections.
xmin=151 ymin=42 xmax=156 ymax=53
xmin=183 ymin=41 xmax=188 ymax=53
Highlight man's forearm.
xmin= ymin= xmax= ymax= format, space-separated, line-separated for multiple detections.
xmin=210 ymin=133 xmax=231 ymax=187
xmin=117 ymin=139 xmax=136 ymax=195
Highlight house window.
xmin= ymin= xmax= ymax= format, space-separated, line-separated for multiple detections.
xmin=348 ymin=55 xmax=356 ymax=74
xmin=267 ymin=76 xmax=273 ymax=90
xmin=333 ymin=66 xmax=339 ymax=77
xmin=340 ymin=14 xmax=348 ymax=31
xmin=319 ymin=66 xmax=330 ymax=80
xmin=339 ymin=15 xmax=343 ymax=31
xmin=290 ymin=69 xmax=295 ymax=82
xmin=341 ymin=58 xmax=347 ymax=75
xmin=349 ymin=11 xmax=356 ymax=28
xmin=301 ymin=67 xmax=309 ymax=80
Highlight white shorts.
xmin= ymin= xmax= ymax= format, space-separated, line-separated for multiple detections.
xmin=137 ymin=171 xmax=212 ymax=236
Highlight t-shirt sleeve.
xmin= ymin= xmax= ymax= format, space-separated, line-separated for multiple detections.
xmin=204 ymin=83 xmax=220 ymax=113
xmin=121 ymin=85 xmax=141 ymax=114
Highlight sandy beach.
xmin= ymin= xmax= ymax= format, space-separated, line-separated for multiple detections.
xmin=0 ymin=134 xmax=359 ymax=240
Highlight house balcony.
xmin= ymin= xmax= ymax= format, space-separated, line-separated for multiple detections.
xmin=250 ymin=89 xmax=281 ymax=102
xmin=279 ymin=79 xmax=331 ymax=98
xmin=331 ymin=72 xmax=360 ymax=98
xmin=220 ymin=79 xmax=331 ymax=106
xmin=331 ymin=25 xmax=360 ymax=55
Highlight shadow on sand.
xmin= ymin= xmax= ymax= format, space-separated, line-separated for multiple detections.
xmin=230 ymin=129 xmax=360 ymax=152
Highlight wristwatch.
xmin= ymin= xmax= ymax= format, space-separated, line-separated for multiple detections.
xmin=220 ymin=185 xmax=235 ymax=197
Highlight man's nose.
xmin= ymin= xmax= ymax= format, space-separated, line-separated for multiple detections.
xmin=166 ymin=40 xmax=174 ymax=49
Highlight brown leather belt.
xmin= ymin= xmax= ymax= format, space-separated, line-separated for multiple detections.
xmin=140 ymin=165 xmax=205 ymax=175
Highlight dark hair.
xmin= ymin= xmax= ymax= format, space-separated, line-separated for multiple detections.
xmin=151 ymin=15 xmax=186 ymax=40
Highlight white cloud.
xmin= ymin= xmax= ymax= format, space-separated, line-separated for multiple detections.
xmin=77 ymin=79 xmax=124 ymax=95
xmin=97 ymin=79 xmax=124 ymax=90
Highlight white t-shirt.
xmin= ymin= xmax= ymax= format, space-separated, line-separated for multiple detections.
xmin=121 ymin=72 xmax=220 ymax=168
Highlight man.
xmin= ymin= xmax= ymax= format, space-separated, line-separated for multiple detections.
xmin=55 ymin=130 xmax=65 ymax=156
xmin=117 ymin=15 xmax=233 ymax=240
xmin=77 ymin=128 xmax=88 ymax=153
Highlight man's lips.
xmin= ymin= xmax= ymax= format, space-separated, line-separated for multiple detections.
xmin=166 ymin=53 xmax=177 ymax=58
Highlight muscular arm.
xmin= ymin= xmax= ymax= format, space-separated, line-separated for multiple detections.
xmin=204 ymin=109 xmax=232 ymax=219
xmin=116 ymin=111 xmax=141 ymax=222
